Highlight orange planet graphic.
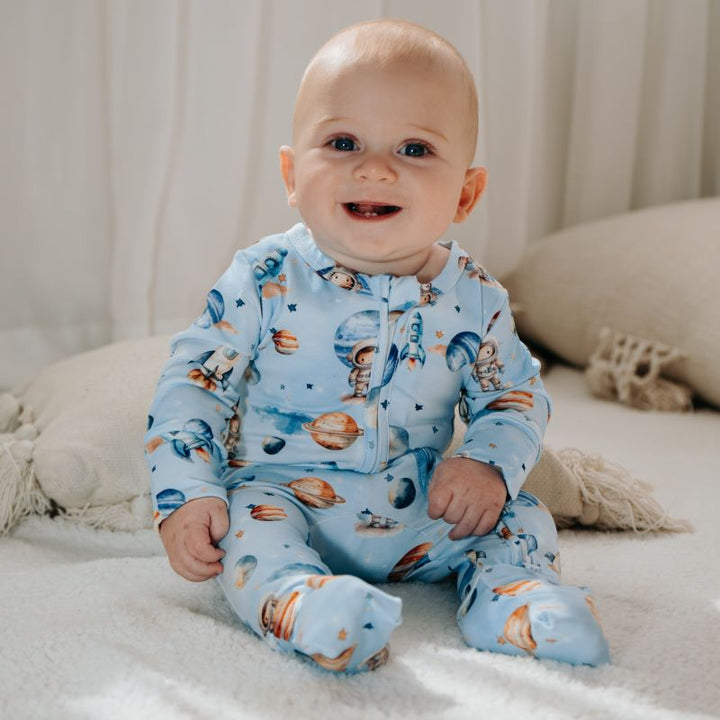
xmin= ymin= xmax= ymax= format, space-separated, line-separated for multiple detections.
xmin=272 ymin=329 xmax=299 ymax=355
xmin=312 ymin=644 xmax=357 ymax=672
xmin=303 ymin=412 xmax=364 ymax=450
xmin=492 ymin=579 xmax=543 ymax=597
xmin=358 ymin=644 xmax=390 ymax=671
xmin=388 ymin=542 xmax=433 ymax=582
xmin=487 ymin=391 xmax=534 ymax=412
xmin=283 ymin=477 xmax=345 ymax=508
xmin=250 ymin=504 xmax=288 ymax=521
xmin=499 ymin=604 xmax=536 ymax=655
xmin=258 ymin=590 xmax=300 ymax=641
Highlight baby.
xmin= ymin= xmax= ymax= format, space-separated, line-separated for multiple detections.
xmin=145 ymin=19 xmax=610 ymax=672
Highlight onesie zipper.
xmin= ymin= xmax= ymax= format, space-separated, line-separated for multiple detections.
xmin=362 ymin=276 xmax=392 ymax=472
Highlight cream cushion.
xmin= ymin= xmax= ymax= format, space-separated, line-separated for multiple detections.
xmin=502 ymin=198 xmax=720 ymax=408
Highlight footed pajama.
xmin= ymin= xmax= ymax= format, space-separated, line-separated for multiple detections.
xmin=146 ymin=223 xmax=610 ymax=671
xmin=215 ymin=451 xmax=609 ymax=672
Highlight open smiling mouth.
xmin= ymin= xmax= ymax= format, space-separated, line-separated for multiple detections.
xmin=344 ymin=202 xmax=402 ymax=220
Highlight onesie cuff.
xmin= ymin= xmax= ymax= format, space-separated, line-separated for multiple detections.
xmin=452 ymin=420 xmax=542 ymax=500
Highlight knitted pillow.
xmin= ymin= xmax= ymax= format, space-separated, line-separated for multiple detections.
xmin=0 ymin=337 xmax=684 ymax=535
xmin=502 ymin=198 xmax=720 ymax=409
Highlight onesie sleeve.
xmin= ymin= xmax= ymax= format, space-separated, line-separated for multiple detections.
xmin=453 ymin=285 xmax=552 ymax=500
xmin=144 ymin=251 xmax=262 ymax=529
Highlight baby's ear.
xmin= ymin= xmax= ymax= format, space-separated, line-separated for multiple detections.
xmin=454 ymin=167 xmax=487 ymax=223
xmin=279 ymin=146 xmax=297 ymax=207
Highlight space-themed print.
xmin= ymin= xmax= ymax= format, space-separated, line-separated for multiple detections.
xmin=215 ymin=465 xmax=609 ymax=670
xmin=146 ymin=222 xmax=607 ymax=670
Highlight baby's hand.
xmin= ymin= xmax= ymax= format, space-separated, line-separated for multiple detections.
xmin=427 ymin=457 xmax=507 ymax=540
xmin=159 ymin=497 xmax=229 ymax=581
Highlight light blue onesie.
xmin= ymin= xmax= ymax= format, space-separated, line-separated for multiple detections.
xmin=145 ymin=223 xmax=609 ymax=671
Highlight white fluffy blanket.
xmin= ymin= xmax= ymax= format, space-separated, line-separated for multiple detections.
xmin=2 ymin=366 xmax=718 ymax=720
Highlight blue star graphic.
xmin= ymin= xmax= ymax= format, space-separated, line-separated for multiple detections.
xmin=455 ymin=305 xmax=461 ymax=313
xmin=288 ymin=303 xmax=298 ymax=312
xmin=381 ymin=400 xmax=389 ymax=410
xmin=415 ymin=403 xmax=424 ymax=411
xmin=235 ymin=298 xmax=245 ymax=308
xmin=306 ymin=383 xmax=314 ymax=390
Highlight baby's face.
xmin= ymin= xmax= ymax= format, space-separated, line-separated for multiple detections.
xmin=281 ymin=58 xmax=483 ymax=277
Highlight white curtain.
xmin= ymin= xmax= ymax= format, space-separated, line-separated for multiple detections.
xmin=2 ymin=0 xmax=718 ymax=389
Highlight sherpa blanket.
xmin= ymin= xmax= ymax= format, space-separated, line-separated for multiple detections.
xmin=1 ymin=365 xmax=718 ymax=720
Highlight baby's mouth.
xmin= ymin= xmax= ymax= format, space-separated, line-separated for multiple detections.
xmin=344 ymin=202 xmax=402 ymax=219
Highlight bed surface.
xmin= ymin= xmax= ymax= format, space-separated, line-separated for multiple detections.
xmin=2 ymin=364 xmax=718 ymax=720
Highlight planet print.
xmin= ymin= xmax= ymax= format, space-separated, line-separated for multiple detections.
xmin=387 ymin=477 xmax=416 ymax=509
xmin=250 ymin=504 xmax=288 ymax=521
xmin=272 ymin=329 xmax=299 ymax=355
xmin=196 ymin=288 xmax=224 ymax=328
xmin=487 ymin=391 xmax=534 ymax=412
xmin=156 ymin=488 xmax=186 ymax=513
xmin=312 ymin=645 xmax=357 ymax=672
xmin=501 ymin=604 xmax=536 ymax=654
xmin=446 ymin=331 xmax=481 ymax=372
xmin=334 ymin=310 xmax=381 ymax=368
xmin=302 ymin=412 xmax=364 ymax=450
xmin=388 ymin=542 xmax=433 ymax=582
xmin=234 ymin=555 xmax=257 ymax=588
xmin=262 ymin=435 xmax=286 ymax=454
xmin=283 ymin=477 xmax=346 ymax=508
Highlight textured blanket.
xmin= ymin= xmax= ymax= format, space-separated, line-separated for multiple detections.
xmin=2 ymin=366 xmax=718 ymax=720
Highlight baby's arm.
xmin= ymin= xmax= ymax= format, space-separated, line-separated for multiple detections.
xmin=432 ymin=285 xmax=551 ymax=539
xmin=159 ymin=497 xmax=229 ymax=581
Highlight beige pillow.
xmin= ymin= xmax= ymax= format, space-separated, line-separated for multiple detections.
xmin=502 ymin=198 xmax=720 ymax=408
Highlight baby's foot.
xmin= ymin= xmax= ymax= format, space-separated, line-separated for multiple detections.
xmin=458 ymin=565 xmax=609 ymax=666
xmin=259 ymin=574 xmax=402 ymax=672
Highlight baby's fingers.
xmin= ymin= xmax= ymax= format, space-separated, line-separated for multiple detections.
xmin=427 ymin=482 xmax=452 ymax=520
xmin=186 ymin=524 xmax=225 ymax=564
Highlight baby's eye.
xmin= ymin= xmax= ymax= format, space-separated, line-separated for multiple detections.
xmin=399 ymin=142 xmax=431 ymax=157
xmin=330 ymin=137 xmax=357 ymax=152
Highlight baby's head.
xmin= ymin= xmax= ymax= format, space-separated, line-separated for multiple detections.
xmin=280 ymin=19 xmax=486 ymax=277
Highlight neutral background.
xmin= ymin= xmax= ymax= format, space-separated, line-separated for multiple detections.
xmin=2 ymin=0 xmax=719 ymax=389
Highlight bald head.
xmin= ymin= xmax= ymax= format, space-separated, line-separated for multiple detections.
xmin=293 ymin=19 xmax=479 ymax=163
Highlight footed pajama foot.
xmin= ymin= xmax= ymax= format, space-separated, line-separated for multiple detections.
xmin=258 ymin=574 xmax=402 ymax=673
xmin=457 ymin=565 xmax=610 ymax=666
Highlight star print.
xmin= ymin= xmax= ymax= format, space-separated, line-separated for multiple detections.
xmin=363 ymin=623 xmax=374 ymax=630
xmin=280 ymin=384 xmax=285 ymax=390
xmin=381 ymin=400 xmax=389 ymax=410
xmin=235 ymin=298 xmax=245 ymax=308
xmin=269 ymin=327 xmax=277 ymax=334
xmin=338 ymin=629 xmax=348 ymax=641
xmin=278 ymin=273 xmax=287 ymax=282
xmin=415 ymin=403 xmax=424 ymax=411
xmin=246 ymin=504 xmax=256 ymax=510
xmin=432 ymin=426 xmax=439 ymax=433
xmin=435 ymin=330 xmax=444 ymax=339
xmin=385 ymin=474 xmax=394 ymax=482
xmin=151 ymin=465 xmax=156 ymax=472
xmin=284 ymin=544 xmax=290 ymax=549
xmin=288 ymin=303 xmax=297 ymax=312
xmin=455 ymin=305 xmax=461 ymax=313
xmin=306 ymin=383 xmax=314 ymax=389
xmin=235 ymin=530 xmax=244 ymax=539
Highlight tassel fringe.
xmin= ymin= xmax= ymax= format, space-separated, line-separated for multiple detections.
xmin=557 ymin=448 xmax=692 ymax=533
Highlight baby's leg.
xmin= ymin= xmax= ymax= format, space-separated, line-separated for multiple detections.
xmin=217 ymin=486 xmax=402 ymax=673
xmin=455 ymin=491 xmax=610 ymax=665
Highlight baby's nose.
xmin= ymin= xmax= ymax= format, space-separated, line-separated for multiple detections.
xmin=353 ymin=155 xmax=397 ymax=183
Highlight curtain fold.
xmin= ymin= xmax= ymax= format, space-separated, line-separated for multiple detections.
xmin=2 ymin=0 xmax=718 ymax=389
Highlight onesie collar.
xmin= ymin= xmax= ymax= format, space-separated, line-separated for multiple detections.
xmin=286 ymin=222 xmax=468 ymax=305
